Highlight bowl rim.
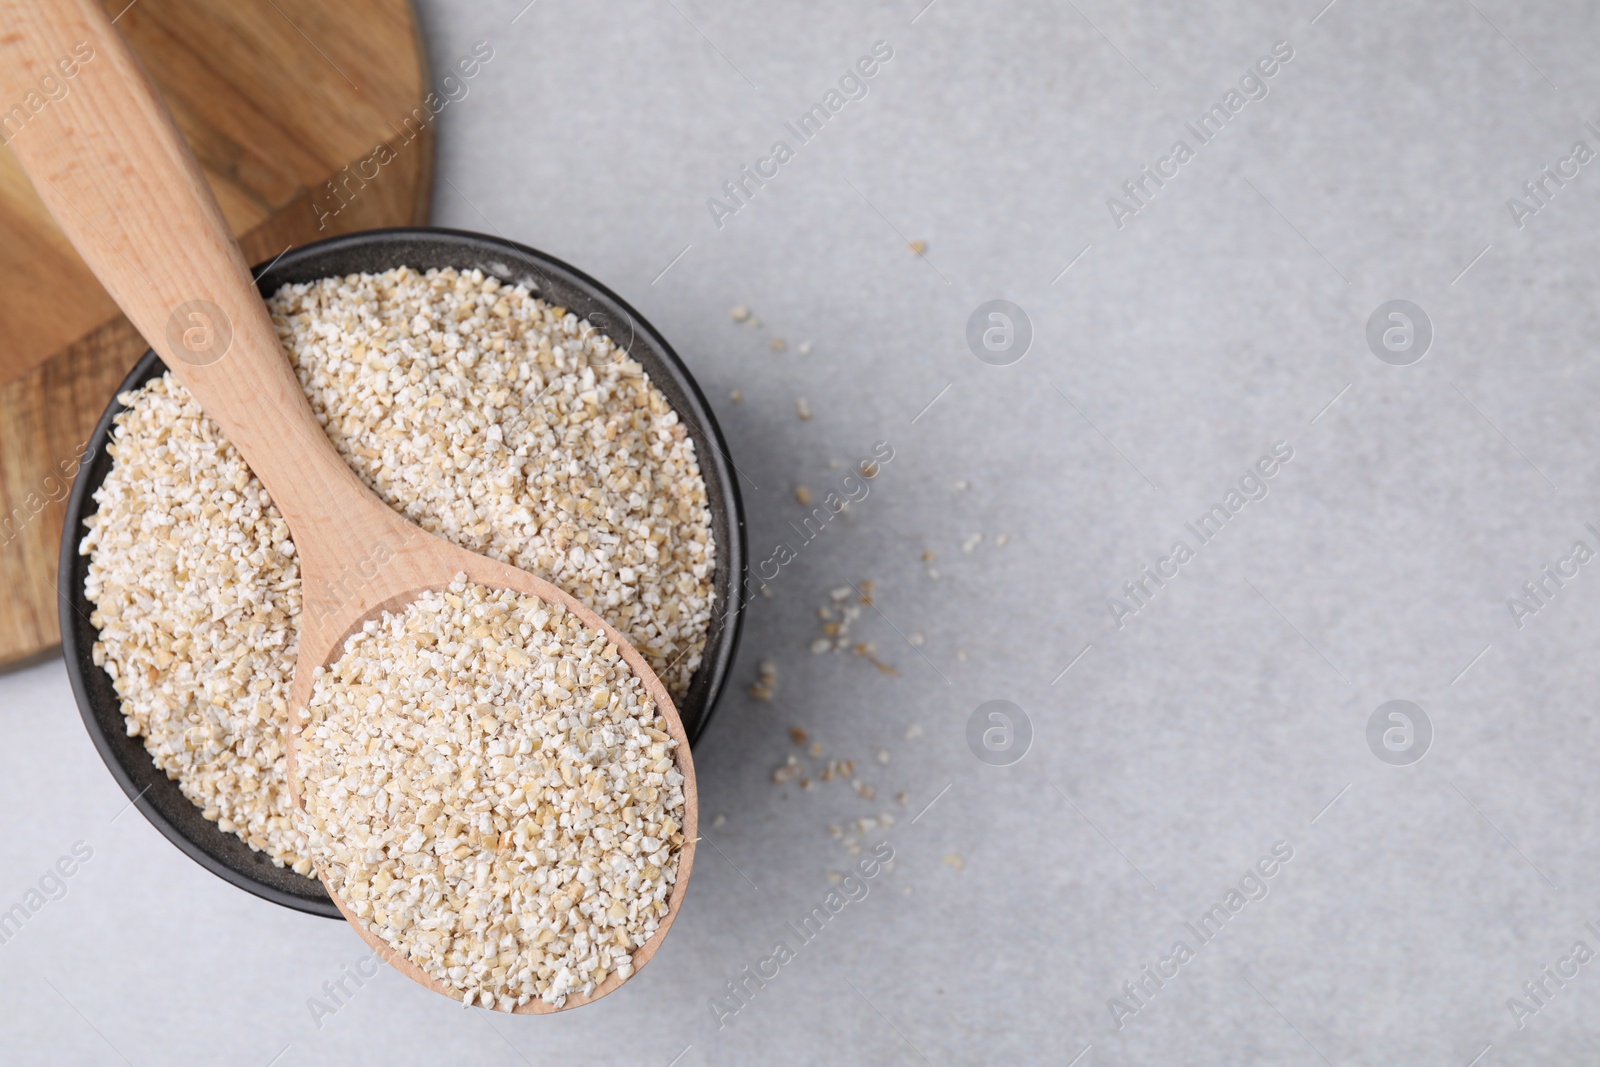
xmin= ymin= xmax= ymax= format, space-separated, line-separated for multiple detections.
xmin=58 ymin=226 xmax=747 ymax=918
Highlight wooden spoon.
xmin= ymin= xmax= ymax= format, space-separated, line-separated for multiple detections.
xmin=0 ymin=0 xmax=697 ymax=1012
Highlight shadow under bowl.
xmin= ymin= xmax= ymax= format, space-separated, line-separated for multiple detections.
xmin=59 ymin=227 xmax=747 ymax=919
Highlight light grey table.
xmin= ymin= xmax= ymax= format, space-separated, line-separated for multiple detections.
xmin=6 ymin=0 xmax=1600 ymax=1062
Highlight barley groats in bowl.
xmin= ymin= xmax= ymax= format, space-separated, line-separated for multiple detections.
xmin=79 ymin=261 xmax=718 ymax=882
xmin=297 ymin=578 xmax=691 ymax=1010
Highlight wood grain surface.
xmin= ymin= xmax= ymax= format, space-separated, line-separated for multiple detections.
xmin=0 ymin=0 xmax=435 ymax=669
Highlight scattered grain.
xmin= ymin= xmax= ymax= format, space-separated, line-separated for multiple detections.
xmin=852 ymin=643 xmax=900 ymax=676
xmin=747 ymin=660 xmax=778 ymax=701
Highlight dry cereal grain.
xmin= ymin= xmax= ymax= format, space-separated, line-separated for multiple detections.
xmin=297 ymin=577 xmax=687 ymax=1009
xmin=82 ymin=267 xmax=716 ymax=872
xmin=81 ymin=376 xmax=310 ymax=870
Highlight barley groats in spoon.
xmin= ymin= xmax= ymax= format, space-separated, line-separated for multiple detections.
xmin=297 ymin=578 xmax=691 ymax=1010
xmin=3 ymin=0 xmax=697 ymax=1008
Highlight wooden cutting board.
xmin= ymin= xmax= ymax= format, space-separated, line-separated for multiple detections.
xmin=0 ymin=0 xmax=434 ymax=670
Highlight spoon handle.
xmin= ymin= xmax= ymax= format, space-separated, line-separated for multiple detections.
xmin=0 ymin=0 xmax=381 ymax=547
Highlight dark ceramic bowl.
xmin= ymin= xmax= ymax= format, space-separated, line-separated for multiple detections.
xmin=59 ymin=228 xmax=746 ymax=919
